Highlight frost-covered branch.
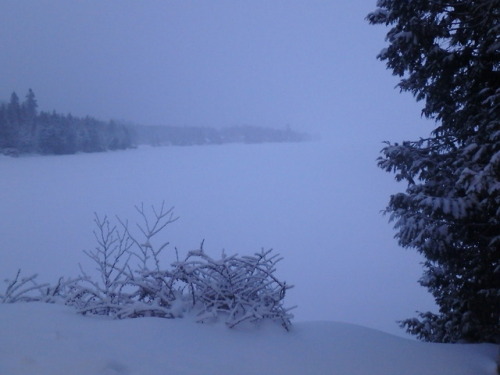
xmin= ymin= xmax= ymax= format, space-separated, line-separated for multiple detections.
xmin=1 ymin=270 xmax=76 ymax=304
xmin=117 ymin=202 xmax=178 ymax=272
xmin=2 ymin=204 xmax=294 ymax=331
xmin=171 ymin=248 xmax=294 ymax=330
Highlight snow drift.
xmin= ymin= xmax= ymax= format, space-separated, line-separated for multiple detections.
xmin=0 ymin=303 xmax=497 ymax=375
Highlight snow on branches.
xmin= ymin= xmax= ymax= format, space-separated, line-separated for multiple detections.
xmin=368 ymin=0 xmax=500 ymax=343
xmin=170 ymin=247 xmax=293 ymax=330
xmin=1 ymin=204 xmax=294 ymax=330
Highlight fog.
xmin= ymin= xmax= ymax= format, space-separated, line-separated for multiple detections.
xmin=1 ymin=1 xmax=431 ymax=137
xmin=1 ymin=1 xmax=437 ymax=337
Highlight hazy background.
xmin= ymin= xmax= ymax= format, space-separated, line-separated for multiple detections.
xmin=0 ymin=1 xmax=438 ymax=337
xmin=1 ymin=1 xmax=431 ymax=139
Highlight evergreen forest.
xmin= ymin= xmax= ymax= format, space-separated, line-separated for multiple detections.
xmin=0 ymin=90 xmax=309 ymax=157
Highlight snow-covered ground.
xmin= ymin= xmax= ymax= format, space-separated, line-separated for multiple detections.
xmin=2 ymin=139 xmax=496 ymax=374
xmin=0 ymin=139 xmax=434 ymax=336
xmin=0 ymin=303 xmax=497 ymax=375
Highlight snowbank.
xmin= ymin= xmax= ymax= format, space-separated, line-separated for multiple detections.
xmin=0 ymin=303 xmax=497 ymax=375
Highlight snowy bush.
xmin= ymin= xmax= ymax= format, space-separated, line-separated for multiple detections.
xmin=1 ymin=270 xmax=50 ymax=303
xmin=1 ymin=270 xmax=75 ymax=304
xmin=1 ymin=204 xmax=294 ymax=330
xmin=170 ymin=247 xmax=293 ymax=329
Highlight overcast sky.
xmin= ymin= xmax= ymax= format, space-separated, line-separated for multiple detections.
xmin=1 ymin=1 xmax=432 ymax=140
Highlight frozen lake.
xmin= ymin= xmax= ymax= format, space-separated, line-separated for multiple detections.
xmin=0 ymin=138 xmax=435 ymax=337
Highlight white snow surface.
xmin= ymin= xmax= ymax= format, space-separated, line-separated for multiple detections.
xmin=0 ymin=139 xmax=435 ymax=337
xmin=0 ymin=303 xmax=497 ymax=375
xmin=0 ymin=140 xmax=498 ymax=374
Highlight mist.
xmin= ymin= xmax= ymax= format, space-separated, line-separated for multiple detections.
xmin=0 ymin=1 xmax=437 ymax=337
xmin=1 ymin=1 xmax=431 ymax=137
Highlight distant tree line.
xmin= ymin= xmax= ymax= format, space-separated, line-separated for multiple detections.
xmin=0 ymin=90 xmax=310 ymax=157
xmin=0 ymin=90 xmax=132 ymax=156
xmin=130 ymin=123 xmax=310 ymax=147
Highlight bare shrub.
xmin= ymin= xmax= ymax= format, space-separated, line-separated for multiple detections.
xmin=42 ymin=203 xmax=295 ymax=330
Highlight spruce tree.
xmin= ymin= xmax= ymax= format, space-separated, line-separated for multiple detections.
xmin=367 ymin=1 xmax=499 ymax=343
xmin=18 ymin=89 xmax=38 ymax=152
xmin=4 ymin=92 xmax=21 ymax=149
xmin=0 ymin=103 xmax=8 ymax=149
xmin=23 ymin=88 xmax=38 ymax=120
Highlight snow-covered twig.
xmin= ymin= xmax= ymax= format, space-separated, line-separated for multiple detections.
xmin=2 ymin=204 xmax=294 ymax=331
